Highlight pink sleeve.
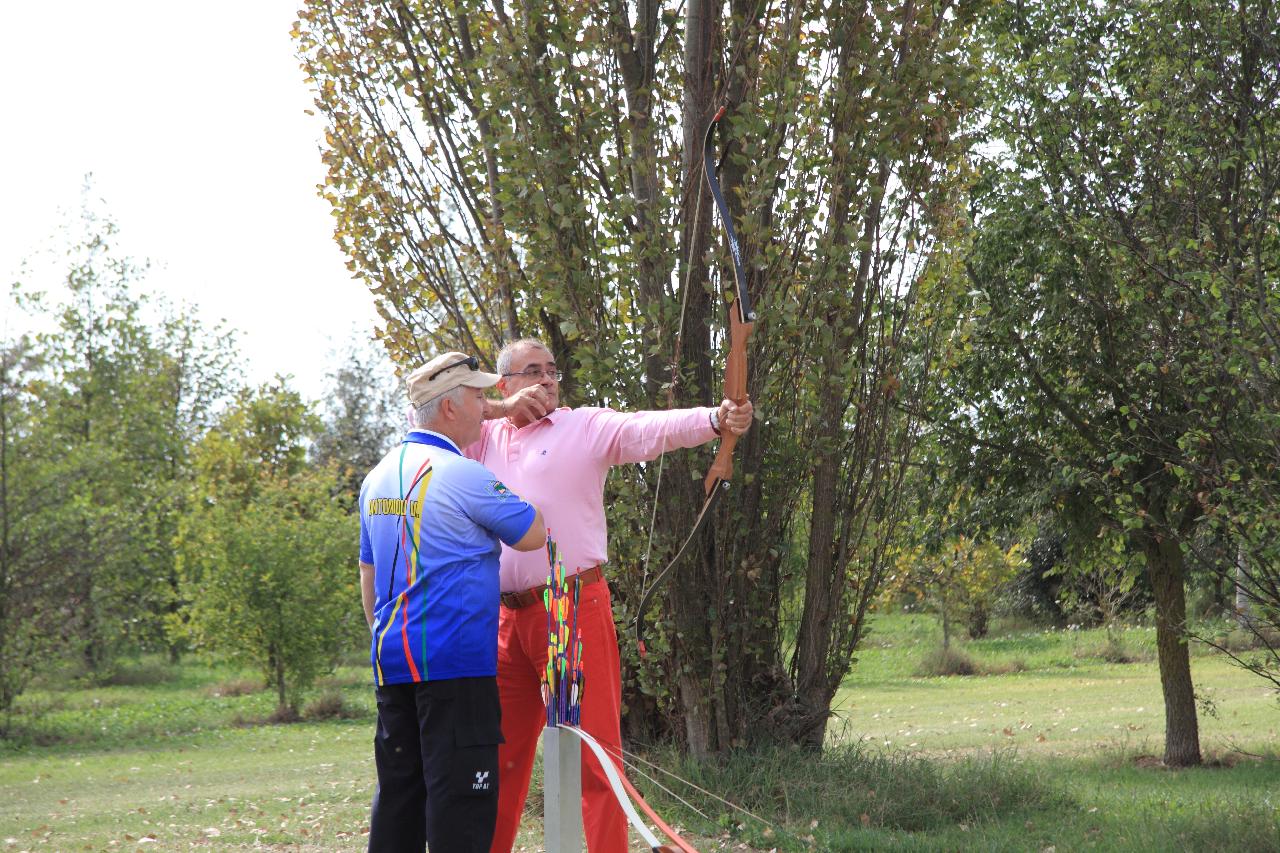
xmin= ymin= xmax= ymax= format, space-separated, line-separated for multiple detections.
xmin=579 ymin=407 xmax=719 ymax=466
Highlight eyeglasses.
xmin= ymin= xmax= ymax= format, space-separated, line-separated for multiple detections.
xmin=427 ymin=355 xmax=480 ymax=382
xmin=501 ymin=367 xmax=563 ymax=381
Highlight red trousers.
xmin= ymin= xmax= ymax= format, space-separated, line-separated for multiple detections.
xmin=489 ymin=577 xmax=628 ymax=853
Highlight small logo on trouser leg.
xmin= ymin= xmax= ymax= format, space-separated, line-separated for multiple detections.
xmin=472 ymin=770 xmax=491 ymax=791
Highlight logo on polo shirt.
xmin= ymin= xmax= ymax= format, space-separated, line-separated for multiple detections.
xmin=472 ymin=770 xmax=491 ymax=790
xmin=367 ymin=497 xmax=422 ymax=518
xmin=489 ymin=480 xmax=513 ymax=500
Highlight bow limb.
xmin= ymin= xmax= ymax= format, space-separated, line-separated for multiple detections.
xmin=701 ymin=105 xmax=756 ymax=492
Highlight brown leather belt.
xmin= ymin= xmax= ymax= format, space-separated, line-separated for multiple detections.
xmin=500 ymin=565 xmax=604 ymax=609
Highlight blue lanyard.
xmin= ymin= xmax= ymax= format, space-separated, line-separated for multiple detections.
xmin=403 ymin=431 xmax=462 ymax=456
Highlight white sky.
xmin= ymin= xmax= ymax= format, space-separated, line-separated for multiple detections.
xmin=0 ymin=1 xmax=382 ymax=399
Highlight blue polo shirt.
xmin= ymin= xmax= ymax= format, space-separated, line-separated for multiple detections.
xmin=359 ymin=430 xmax=537 ymax=685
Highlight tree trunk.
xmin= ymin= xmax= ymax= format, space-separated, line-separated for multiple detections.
xmin=273 ymin=645 xmax=289 ymax=715
xmin=1141 ymin=530 xmax=1201 ymax=767
xmin=792 ymin=397 xmax=842 ymax=748
xmin=1235 ymin=543 xmax=1254 ymax=629
xmin=666 ymin=0 xmax=721 ymax=761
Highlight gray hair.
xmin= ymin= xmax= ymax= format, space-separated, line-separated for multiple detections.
xmin=496 ymin=338 xmax=553 ymax=376
xmin=409 ymin=385 xmax=469 ymax=429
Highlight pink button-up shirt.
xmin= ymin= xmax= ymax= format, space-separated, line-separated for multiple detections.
xmin=464 ymin=406 xmax=718 ymax=592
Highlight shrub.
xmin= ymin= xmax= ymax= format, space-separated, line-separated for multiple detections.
xmin=267 ymin=705 xmax=302 ymax=724
xmin=983 ymin=658 xmax=1028 ymax=675
xmin=1221 ymin=625 xmax=1280 ymax=652
xmin=1073 ymin=637 xmax=1153 ymax=664
xmin=177 ymin=471 xmax=358 ymax=716
xmin=101 ymin=660 xmax=180 ymax=687
xmin=915 ymin=646 xmax=978 ymax=677
xmin=1100 ymin=636 xmax=1140 ymax=663
xmin=304 ymin=687 xmax=363 ymax=721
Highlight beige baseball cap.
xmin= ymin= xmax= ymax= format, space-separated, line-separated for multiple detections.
xmin=406 ymin=352 xmax=500 ymax=407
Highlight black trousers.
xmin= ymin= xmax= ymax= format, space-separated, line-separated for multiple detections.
xmin=368 ymin=677 xmax=502 ymax=852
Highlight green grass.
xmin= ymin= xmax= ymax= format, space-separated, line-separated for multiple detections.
xmin=1 ymin=660 xmax=377 ymax=850
xmin=1 ymin=620 xmax=1278 ymax=851
xmin=835 ymin=614 xmax=1278 ymax=757
xmin=0 ymin=661 xmax=375 ymax=754
xmin=2 ymin=722 xmax=373 ymax=850
xmin=626 ymin=615 xmax=1280 ymax=850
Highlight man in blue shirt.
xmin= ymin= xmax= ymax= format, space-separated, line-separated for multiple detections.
xmin=359 ymin=351 xmax=545 ymax=853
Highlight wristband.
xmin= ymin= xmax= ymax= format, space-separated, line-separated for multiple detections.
xmin=709 ymin=409 xmax=722 ymax=435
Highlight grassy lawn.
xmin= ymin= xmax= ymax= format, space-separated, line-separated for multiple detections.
xmin=1 ymin=661 xmax=377 ymax=851
xmin=833 ymin=614 xmax=1278 ymax=757
xmin=1 ymin=617 xmax=1277 ymax=851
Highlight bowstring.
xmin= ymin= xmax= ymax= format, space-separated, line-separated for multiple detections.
xmin=639 ymin=151 xmax=710 ymax=594
xmin=598 ymin=738 xmax=803 ymax=844
xmin=612 ymin=752 xmax=714 ymax=824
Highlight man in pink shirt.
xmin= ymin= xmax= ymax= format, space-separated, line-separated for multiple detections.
xmin=466 ymin=338 xmax=753 ymax=852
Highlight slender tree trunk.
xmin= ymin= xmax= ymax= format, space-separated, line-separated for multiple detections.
xmin=670 ymin=0 xmax=718 ymax=760
xmin=942 ymin=599 xmax=951 ymax=651
xmin=273 ymin=645 xmax=289 ymax=715
xmin=1141 ymin=530 xmax=1201 ymax=766
xmin=793 ymin=386 xmax=842 ymax=749
xmin=1235 ymin=543 xmax=1254 ymax=629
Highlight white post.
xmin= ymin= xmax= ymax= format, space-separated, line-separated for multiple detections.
xmin=543 ymin=726 xmax=582 ymax=853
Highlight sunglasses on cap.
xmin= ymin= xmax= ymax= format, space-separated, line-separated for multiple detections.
xmin=426 ymin=355 xmax=480 ymax=382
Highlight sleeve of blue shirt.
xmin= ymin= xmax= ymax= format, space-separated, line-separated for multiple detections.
xmin=457 ymin=459 xmax=538 ymax=546
xmin=359 ymin=510 xmax=374 ymax=564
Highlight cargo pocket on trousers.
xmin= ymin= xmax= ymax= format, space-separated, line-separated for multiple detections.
xmin=451 ymin=681 xmax=502 ymax=799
